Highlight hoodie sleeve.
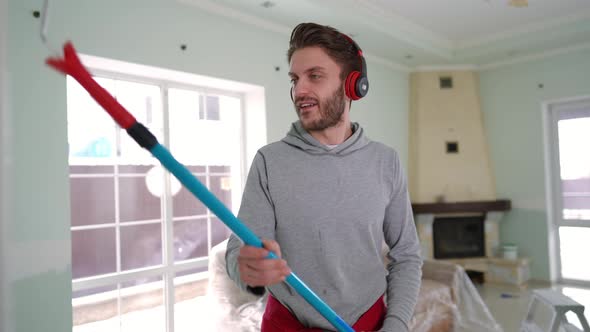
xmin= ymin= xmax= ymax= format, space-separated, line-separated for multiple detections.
xmin=380 ymin=153 xmax=423 ymax=332
xmin=225 ymin=151 xmax=277 ymax=295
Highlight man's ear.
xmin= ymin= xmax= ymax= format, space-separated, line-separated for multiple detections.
xmin=341 ymin=82 xmax=353 ymax=110
xmin=341 ymin=81 xmax=351 ymax=101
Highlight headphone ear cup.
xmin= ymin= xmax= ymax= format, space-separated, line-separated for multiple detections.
xmin=355 ymin=75 xmax=369 ymax=99
xmin=345 ymin=71 xmax=361 ymax=100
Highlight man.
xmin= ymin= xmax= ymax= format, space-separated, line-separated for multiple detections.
xmin=226 ymin=22 xmax=422 ymax=332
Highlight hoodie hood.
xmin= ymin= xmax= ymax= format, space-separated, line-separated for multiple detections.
xmin=281 ymin=121 xmax=371 ymax=155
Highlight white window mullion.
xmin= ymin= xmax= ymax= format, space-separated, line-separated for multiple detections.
xmin=206 ymin=166 xmax=212 ymax=254
xmin=114 ymin=126 xmax=123 ymax=331
xmin=71 ymin=259 xmax=208 ymax=293
xmin=73 ymin=266 xmax=167 ymax=292
xmin=239 ymin=96 xmax=248 ymax=195
xmin=115 ymin=128 xmax=122 ymax=275
xmin=161 ymin=85 xmax=176 ymax=332
xmin=548 ymin=106 xmax=564 ymax=282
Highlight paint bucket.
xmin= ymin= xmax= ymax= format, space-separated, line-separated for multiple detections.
xmin=502 ymin=244 xmax=518 ymax=260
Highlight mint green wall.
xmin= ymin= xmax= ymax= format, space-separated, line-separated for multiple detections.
xmin=479 ymin=48 xmax=590 ymax=280
xmin=5 ymin=0 xmax=408 ymax=331
xmin=1 ymin=0 xmax=8 ymax=329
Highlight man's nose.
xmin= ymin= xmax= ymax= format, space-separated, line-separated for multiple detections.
xmin=292 ymin=80 xmax=311 ymax=99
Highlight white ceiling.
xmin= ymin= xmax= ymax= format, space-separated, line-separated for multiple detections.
xmin=365 ymin=0 xmax=590 ymax=43
xmin=180 ymin=0 xmax=590 ymax=70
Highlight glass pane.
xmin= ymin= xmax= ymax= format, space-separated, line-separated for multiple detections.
xmin=168 ymin=90 xmax=241 ymax=165
xmin=174 ymin=270 xmax=212 ymax=332
xmin=558 ymin=117 xmax=590 ymax=220
xmin=72 ymin=277 xmax=165 ymax=332
xmin=70 ymin=176 xmax=116 ymax=226
xmin=115 ymin=80 xmax=163 ymax=165
xmin=559 ymin=227 xmax=590 ymax=281
xmin=210 ymin=173 xmax=232 ymax=208
xmin=70 ymin=165 xmax=114 ymax=174
xmin=168 ymin=91 xmax=243 ymax=214
xmin=119 ymin=133 xmax=159 ymax=165
xmin=120 ymin=223 xmax=163 ymax=270
xmin=72 ymin=228 xmax=116 ymax=279
xmin=119 ymin=175 xmax=162 ymax=222
xmin=115 ymin=81 xmax=162 ymax=126
xmin=187 ymin=165 xmax=206 ymax=173
xmin=562 ymin=178 xmax=590 ymax=219
xmin=67 ymin=76 xmax=116 ymax=161
xmin=143 ymin=165 xmax=182 ymax=200
xmin=206 ymin=95 xmax=220 ymax=120
xmin=209 ymin=165 xmax=230 ymax=173
xmin=119 ymin=165 xmax=153 ymax=174
xmin=169 ymin=88 xmax=200 ymax=123
xmin=168 ymin=88 xmax=204 ymax=163
xmin=211 ymin=216 xmax=231 ymax=248
xmin=174 ymin=219 xmax=208 ymax=262
xmin=172 ymin=177 xmax=207 ymax=218
xmin=67 ymin=76 xmax=117 ymax=164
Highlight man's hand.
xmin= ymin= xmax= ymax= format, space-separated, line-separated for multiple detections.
xmin=238 ymin=239 xmax=291 ymax=287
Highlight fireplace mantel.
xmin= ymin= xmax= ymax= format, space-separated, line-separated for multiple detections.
xmin=411 ymin=199 xmax=511 ymax=214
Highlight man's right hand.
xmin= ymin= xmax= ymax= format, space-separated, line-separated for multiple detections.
xmin=237 ymin=239 xmax=291 ymax=287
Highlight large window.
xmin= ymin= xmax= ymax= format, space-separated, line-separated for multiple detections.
xmin=67 ymin=62 xmax=252 ymax=331
xmin=545 ymin=97 xmax=590 ymax=285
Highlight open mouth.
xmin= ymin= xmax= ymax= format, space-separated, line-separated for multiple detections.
xmin=297 ymin=101 xmax=318 ymax=113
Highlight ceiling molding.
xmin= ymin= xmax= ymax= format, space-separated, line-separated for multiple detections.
xmin=364 ymin=53 xmax=410 ymax=72
xmin=478 ymin=41 xmax=590 ymax=71
xmin=177 ymin=0 xmax=408 ymax=72
xmin=456 ymin=10 xmax=590 ymax=49
xmin=177 ymin=0 xmax=292 ymax=35
xmin=177 ymin=0 xmax=590 ymax=72
xmin=412 ymin=65 xmax=478 ymax=72
xmin=325 ymin=0 xmax=454 ymax=58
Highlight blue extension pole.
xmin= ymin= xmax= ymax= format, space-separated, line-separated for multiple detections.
xmin=150 ymin=144 xmax=355 ymax=332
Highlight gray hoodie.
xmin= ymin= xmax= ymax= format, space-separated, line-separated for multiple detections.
xmin=226 ymin=121 xmax=422 ymax=331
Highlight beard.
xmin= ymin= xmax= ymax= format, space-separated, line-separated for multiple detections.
xmin=294 ymin=85 xmax=346 ymax=132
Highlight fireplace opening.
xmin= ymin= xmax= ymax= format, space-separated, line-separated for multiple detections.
xmin=466 ymin=270 xmax=485 ymax=284
xmin=433 ymin=216 xmax=485 ymax=259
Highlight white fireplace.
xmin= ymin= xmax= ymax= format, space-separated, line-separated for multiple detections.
xmin=415 ymin=210 xmax=505 ymax=260
xmin=411 ymin=200 xmax=530 ymax=287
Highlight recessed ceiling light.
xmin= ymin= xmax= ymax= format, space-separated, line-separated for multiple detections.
xmin=260 ymin=1 xmax=275 ymax=8
xmin=508 ymin=0 xmax=528 ymax=8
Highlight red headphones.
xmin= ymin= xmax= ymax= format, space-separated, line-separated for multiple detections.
xmin=290 ymin=34 xmax=369 ymax=102
xmin=341 ymin=34 xmax=369 ymax=101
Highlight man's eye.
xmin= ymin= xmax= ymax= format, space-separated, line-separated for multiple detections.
xmin=290 ymin=78 xmax=298 ymax=84
xmin=310 ymin=74 xmax=321 ymax=80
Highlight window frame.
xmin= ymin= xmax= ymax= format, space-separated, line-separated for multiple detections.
xmin=68 ymin=56 xmax=264 ymax=331
xmin=543 ymin=95 xmax=590 ymax=286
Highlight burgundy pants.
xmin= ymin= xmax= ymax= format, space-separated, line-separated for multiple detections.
xmin=261 ymin=294 xmax=386 ymax=332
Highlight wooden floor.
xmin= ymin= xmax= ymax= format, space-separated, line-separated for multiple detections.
xmin=72 ymin=278 xmax=590 ymax=332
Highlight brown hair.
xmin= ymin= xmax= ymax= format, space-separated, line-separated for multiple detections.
xmin=287 ymin=23 xmax=361 ymax=81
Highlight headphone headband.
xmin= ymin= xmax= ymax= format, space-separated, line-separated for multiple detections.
xmin=341 ymin=34 xmax=369 ymax=100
